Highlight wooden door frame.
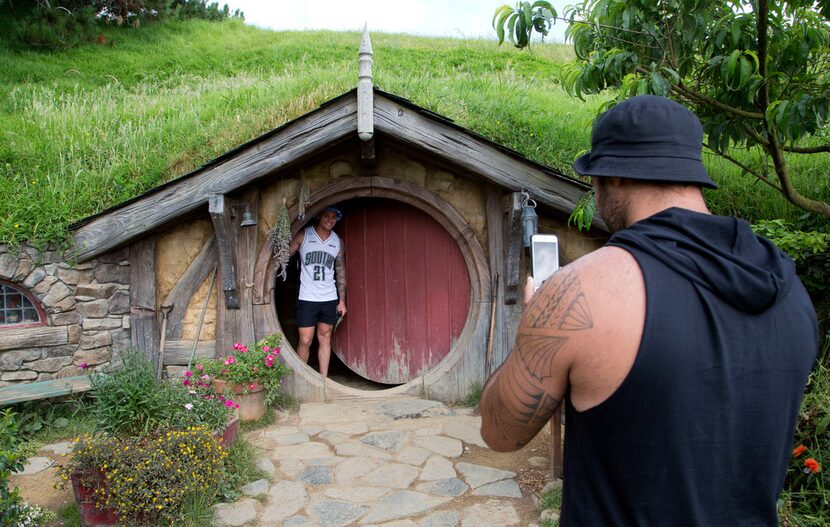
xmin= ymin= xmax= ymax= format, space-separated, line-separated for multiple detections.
xmin=252 ymin=176 xmax=491 ymax=400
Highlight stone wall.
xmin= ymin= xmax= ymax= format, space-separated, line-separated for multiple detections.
xmin=0 ymin=244 xmax=132 ymax=386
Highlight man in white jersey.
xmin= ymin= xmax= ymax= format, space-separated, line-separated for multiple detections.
xmin=288 ymin=207 xmax=347 ymax=378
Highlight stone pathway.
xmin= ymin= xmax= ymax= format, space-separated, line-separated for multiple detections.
xmin=217 ymin=398 xmax=533 ymax=527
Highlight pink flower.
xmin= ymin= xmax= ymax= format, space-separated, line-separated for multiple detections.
xmin=225 ymin=400 xmax=234 ymax=408
xmin=275 ymin=347 xmax=281 ymax=354
xmin=184 ymin=371 xmax=192 ymax=378
xmin=196 ymin=364 xmax=204 ymax=371
xmin=249 ymin=384 xmax=256 ymax=390
xmin=201 ymin=374 xmax=210 ymax=381
xmin=183 ymin=379 xmax=191 ymax=386
xmin=233 ymin=343 xmax=242 ymax=350
xmin=79 ymin=363 xmax=89 ymax=369
xmin=224 ymin=356 xmax=235 ymax=365
xmin=234 ymin=403 xmax=240 ymax=409
xmin=262 ymin=345 xmax=271 ymax=352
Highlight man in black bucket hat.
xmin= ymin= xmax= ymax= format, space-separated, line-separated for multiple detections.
xmin=481 ymin=95 xmax=818 ymax=525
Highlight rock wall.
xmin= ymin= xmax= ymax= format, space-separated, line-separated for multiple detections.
xmin=0 ymin=244 xmax=131 ymax=386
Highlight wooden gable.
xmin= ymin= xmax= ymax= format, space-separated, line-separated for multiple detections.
xmin=70 ymin=89 xmax=603 ymax=262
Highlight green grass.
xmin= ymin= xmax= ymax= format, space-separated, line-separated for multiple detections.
xmin=55 ymin=503 xmax=81 ymax=527
xmin=1 ymin=11 xmax=827 ymax=248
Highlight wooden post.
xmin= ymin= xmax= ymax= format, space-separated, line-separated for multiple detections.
xmin=209 ymin=193 xmax=240 ymax=310
xmin=485 ymin=186 xmax=507 ymax=373
xmin=237 ymin=187 xmax=259 ymax=345
xmin=130 ymin=236 xmax=158 ymax=362
xmin=503 ymin=193 xmax=523 ymax=305
xmin=551 ymin=408 xmax=563 ymax=479
xmin=157 ymin=303 xmax=173 ymax=379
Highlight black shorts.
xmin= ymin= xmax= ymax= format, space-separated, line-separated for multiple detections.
xmin=296 ymin=299 xmax=338 ymax=327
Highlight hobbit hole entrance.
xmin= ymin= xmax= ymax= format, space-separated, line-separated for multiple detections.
xmin=273 ymin=197 xmax=472 ymax=388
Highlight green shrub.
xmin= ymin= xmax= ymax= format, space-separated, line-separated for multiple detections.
xmin=0 ymin=409 xmax=53 ymax=527
xmin=12 ymin=3 xmax=99 ymax=51
xmin=752 ymin=219 xmax=830 ymax=296
xmin=779 ymin=339 xmax=830 ymax=525
xmin=90 ymin=350 xmax=233 ymax=437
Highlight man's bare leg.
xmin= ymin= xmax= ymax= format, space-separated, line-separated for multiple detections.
xmin=316 ymin=322 xmax=334 ymax=378
xmin=297 ymin=326 xmax=315 ymax=363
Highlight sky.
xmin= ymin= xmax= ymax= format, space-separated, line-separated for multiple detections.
xmin=224 ymin=0 xmax=571 ymax=43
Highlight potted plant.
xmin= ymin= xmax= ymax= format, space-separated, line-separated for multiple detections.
xmin=57 ymin=427 xmax=227 ymax=526
xmin=193 ymin=333 xmax=291 ymax=422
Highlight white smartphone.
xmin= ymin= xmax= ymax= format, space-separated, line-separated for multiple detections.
xmin=531 ymin=234 xmax=560 ymax=291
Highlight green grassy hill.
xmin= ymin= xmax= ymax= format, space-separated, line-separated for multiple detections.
xmin=0 ymin=15 xmax=825 ymax=247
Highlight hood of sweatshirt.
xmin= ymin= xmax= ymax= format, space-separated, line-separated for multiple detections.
xmin=607 ymin=207 xmax=796 ymax=314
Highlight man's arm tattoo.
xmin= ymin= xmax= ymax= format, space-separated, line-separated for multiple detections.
xmin=483 ymin=362 xmax=561 ymax=449
xmin=485 ymin=269 xmax=593 ymax=447
xmin=335 ymin=253 xmax=346 ymax=301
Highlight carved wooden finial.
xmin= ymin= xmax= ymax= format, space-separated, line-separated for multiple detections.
xmin=358 ymin=23 xmax=374 ymax=142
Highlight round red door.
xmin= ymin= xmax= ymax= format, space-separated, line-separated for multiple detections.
xmin=332 ymin=198 xmax=471 ymax=384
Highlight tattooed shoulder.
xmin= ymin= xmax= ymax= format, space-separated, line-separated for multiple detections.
xmin=524 ymin=267 xmax=593 ymax=331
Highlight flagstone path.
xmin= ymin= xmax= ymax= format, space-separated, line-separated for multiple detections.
xmin=218 ymin=397 xmax=545 ymax=527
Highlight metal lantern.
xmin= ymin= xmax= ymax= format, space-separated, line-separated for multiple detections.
xmin=521 ymin=192 xmax=538 ymax=248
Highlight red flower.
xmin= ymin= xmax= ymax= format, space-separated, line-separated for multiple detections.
xmin=804 ymin=458 xmax=821 ymax=473
xmin=793 ymin=445 xmax=807 ymax=457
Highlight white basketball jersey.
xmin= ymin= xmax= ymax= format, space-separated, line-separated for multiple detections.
xmin=298 ymin=226 xmax=341 ymax=301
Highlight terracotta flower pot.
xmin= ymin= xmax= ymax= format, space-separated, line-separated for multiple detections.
xmin=70 ymin=470 xmax=118 ymax=527
xmin=212 ymin=379 xmax=267 ymax=422
xmin=215 ymin=415 xmax=240 ymax=447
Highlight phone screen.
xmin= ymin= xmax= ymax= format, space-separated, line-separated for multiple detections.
xmin=531 ymin=234 xmax=559 ymax=290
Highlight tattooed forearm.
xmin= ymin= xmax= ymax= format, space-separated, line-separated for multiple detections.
xmin=335 ymin=253 xmax=346 ymax=301
xmin=482 ymin=362 xmax=561 ymax=449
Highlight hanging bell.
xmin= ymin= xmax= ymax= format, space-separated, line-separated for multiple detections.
xmin=240 ymin=205 xmax=257 ymax=227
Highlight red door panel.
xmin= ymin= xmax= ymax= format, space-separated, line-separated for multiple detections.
xmin=333 ymin=199 xmax=470 ymax=384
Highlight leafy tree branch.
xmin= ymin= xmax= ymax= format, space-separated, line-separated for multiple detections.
xmin=494 ymin=0 xmax=830 ymax=218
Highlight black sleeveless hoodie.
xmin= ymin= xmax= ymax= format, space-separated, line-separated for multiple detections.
xmin=561 ymin=207 xmax=818 ymax=526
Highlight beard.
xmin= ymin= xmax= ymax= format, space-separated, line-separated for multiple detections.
xmin=594 ymin=181 xmax=629 ymax=233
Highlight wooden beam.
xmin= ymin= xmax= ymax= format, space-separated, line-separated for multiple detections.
xmin=130 ymin=236 xmax=159 ymax=361
xmin=71 ymin=97 xmax=358 ymax=262
xmin=161 ymin=340 xmax=216 ymax=365
xmin=163 ymin=235 xmax=217 ymax=340
xmin=0 ymin=326 xmax=68 ymax=351
xmin=373 ymin=96 xmax=588 ymax=216
xmin=209 ymin=194 xmax=240 ymax=310
xmin=503 ymin=193 xmax=523 ymax=305
xmin=0 ymin=376 xmax=92 ymax=406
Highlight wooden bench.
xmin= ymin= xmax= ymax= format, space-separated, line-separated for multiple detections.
xmin=0 ymin=376 xmax=92 ymax=406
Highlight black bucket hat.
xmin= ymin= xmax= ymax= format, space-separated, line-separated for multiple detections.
xmin=573 ymin=95 xmax=717 ymax=189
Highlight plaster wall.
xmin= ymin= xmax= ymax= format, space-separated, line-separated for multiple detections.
xmin=155 ymin=219 xmax=217 ymax=341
